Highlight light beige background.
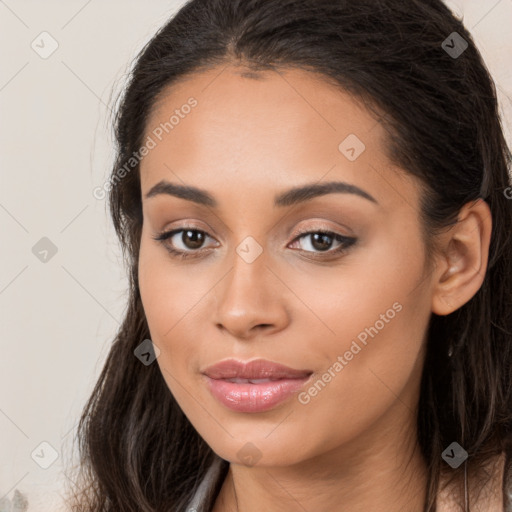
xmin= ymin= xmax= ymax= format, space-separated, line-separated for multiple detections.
xmin=1 ymin=0 xmax=511 ymax=509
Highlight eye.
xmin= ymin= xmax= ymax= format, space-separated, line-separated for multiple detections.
xmin=288 ymin=229 xmax=357 ymax=258
xmin=152 ymin=226 xmax=217 ymax=260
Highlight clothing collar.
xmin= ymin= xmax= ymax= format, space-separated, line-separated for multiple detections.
xmin=185 ymin=455 xmax=228 ymax=512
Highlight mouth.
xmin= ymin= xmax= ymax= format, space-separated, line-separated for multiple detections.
xmin=222 ymin=377 xmax=292 ymax=383
xmin=201 ymin=358 xmax=313 ymax=413
xmin=202 ymin=358 xmax=313 ymax=380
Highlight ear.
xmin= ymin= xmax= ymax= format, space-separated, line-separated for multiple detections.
xmin=431 ymin=198 xmax=492 ymax=316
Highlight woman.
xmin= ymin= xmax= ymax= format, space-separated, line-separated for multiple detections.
xmin=67 ymin=0 xmax=512 ymax=510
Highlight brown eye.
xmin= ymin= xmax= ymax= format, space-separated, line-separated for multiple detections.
xmin=289 ymin=230 xmax=357 ymax=256
xmin=308 ymin=232 xmax=335 ymax=252
xmin=179 ymin=229 xmax=206 ymax=250
xmin=152 ymin=227 xmax=217 ymax=259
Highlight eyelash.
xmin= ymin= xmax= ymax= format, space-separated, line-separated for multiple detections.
xmin=152 ymin=225 xmax=357 ymax=261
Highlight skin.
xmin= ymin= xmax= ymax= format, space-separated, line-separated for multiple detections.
xmin=137 ymin=65 xmax=492 ymax=512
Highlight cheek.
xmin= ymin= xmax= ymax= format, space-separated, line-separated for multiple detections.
xmin=138 ymin=234 xmax=198 ymax=339
xmin=138 ymin=235 xmax=214 ymax=382
xmin=290 ymin=237 xmax=431 ymax=442
xmin=293 ymin=226 xmax=428 ymax=353
xmin=290 ymin=301 xmax=429 ymax=459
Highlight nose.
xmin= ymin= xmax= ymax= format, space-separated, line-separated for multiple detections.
xmin=213 ymin=248 xmax=290 ymax=341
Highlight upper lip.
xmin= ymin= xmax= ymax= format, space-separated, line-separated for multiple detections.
xmin=202 ymin=358 xmax=313 ymax=380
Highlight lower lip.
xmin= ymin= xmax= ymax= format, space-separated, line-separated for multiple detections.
xmin=204 ymin=376 xmax=311 ymax=413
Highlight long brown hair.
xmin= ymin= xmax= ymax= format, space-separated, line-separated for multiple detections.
xmin=67 ymin=0 xmax=512 ymax=510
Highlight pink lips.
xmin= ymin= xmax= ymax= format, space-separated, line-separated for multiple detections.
xmin=202 ymin=358 xmax=313 ymax=413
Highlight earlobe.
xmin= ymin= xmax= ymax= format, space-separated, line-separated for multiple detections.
xmin=431 ymin=199 xmax=492 ymax=316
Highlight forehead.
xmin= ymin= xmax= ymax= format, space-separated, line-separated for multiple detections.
xmin=139 ymin=65 xmax=417 ymax=209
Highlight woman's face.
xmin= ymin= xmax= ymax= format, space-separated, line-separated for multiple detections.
xmin=138 ymin=65 xmax=435 ymax=466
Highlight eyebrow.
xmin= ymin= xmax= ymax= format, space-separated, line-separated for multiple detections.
xmin=144 ymin=180 xmax=378 ymax=207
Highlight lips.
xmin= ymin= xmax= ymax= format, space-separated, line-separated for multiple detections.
xmin=201 ymin=358 xmax=313 ymax=413
xmin=202 ymin=358 xmax=313 ymax=380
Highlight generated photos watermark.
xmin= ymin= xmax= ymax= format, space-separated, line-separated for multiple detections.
xmin=298 ymin=301 xmax=403 ymax=405
xmin=93 ymin=97 xmax=198 ymax=200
